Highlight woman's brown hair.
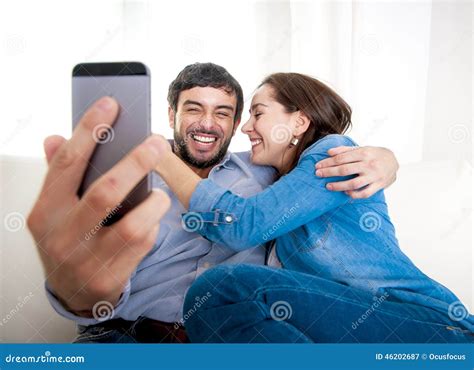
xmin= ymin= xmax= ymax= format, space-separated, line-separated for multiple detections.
xmin=260 ymin=73 xmax=352 ymax=172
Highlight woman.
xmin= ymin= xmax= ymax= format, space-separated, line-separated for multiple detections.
xmin=153 ymin=73 xmax=474 ymax=342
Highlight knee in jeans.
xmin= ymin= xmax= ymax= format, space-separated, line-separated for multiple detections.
xmin=185 ymin=265 xmax=232 ymax=307
xmin=184 ymin=264 xmax=254 ymax=314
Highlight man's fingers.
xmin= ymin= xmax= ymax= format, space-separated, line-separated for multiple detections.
xmin=77 ymin=135 xmax=164 ymax=226
xmin=326 ymin=175 xmax=371 ymax=192
xmin=43 ymin=135 xmax=67 ymax=165
xmin=316 ymin=146 xmax=363 ymax=169
xmin=104 ymin=224 xmax=160 ymax=289
xmin=43 ymin=97 xmax=119 ymax=195
xmin=346 ymin=183 xmax=380 ymax=199
xmin=105 ymin=190 xmax=171 ymax=274
xmin=316 ymin=162 xmax=364 ymax=178
xmin=326 ymin=145 xmax=356 ymax=157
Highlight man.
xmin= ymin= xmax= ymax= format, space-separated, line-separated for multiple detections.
xmin=27 ymin=63 xmax=399 ymax=343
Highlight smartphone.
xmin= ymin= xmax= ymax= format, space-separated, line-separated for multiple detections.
xmin=72 ymin=62 xmax=151 ymax=225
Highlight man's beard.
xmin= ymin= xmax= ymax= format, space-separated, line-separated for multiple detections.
xmin=173 ymin=129 xmax=232 ymax=169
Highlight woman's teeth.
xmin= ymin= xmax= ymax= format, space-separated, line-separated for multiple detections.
xmin=191 ymin=134 xmax=217 ymax=143
xmin=251 ymin=139 xmax=262 ymax=147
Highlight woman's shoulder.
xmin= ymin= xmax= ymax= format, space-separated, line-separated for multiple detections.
xmin=300 ymin=134 xmax=358 ymax=159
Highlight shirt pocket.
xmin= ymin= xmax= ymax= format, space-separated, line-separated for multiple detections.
xmin=296 ymin=218 xmax=333 ymax=253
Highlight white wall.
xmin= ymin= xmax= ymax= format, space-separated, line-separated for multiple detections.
xmin=1 ymin=157 xmax=76 ymax=342
xmin=422 ymin=1 xmax=472 ymax=163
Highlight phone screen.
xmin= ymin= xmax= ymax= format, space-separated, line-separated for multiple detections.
xmin=72 ymin=62 xmax=151 ymax=225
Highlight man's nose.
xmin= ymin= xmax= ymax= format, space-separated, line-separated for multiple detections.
xmin=199 ymin=115 xmax=216 ymax=129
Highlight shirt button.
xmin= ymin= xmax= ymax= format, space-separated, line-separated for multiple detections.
xmin=224 ymin=215 xmax=233 ymax=223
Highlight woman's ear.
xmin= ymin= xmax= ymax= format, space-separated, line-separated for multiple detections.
xmin=294 ymin=111 xmax=311 ymax=136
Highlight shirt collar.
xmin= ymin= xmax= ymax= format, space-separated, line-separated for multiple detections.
xmin=216 ymin=151 xmax=234 ymax=170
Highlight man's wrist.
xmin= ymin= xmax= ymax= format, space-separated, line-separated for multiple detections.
xmin=51 ymin=291 xmax=94 ymax=318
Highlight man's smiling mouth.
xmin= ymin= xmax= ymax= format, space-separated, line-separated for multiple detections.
xmin=191 ymin=133 xmax=217 ymax=143
xmin=186 ymin=130 xmax=222 ymax=151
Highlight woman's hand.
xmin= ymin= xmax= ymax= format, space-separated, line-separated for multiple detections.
xmin=315 ymin=146 xmax=399 ymax=199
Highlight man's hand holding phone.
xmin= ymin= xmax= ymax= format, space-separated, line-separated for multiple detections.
xmin=27 ymin=97 xmax=170 ymax=316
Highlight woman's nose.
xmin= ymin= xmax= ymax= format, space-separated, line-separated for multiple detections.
xmin=241 ymin=118 xmax=253 ymax=134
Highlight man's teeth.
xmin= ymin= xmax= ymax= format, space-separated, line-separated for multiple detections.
xmin=192 ymin=134 xmax=217 ymax=143
xmin=251 ymin=139 xmax=262 ymax=147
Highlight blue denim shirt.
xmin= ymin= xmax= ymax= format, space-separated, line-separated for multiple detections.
xmin=45 ymin=151 xmax=276 ymax=325
xmin=186 ymin=134 xmax=474 ymax=331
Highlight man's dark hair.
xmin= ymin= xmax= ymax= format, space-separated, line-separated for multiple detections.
xmin=167 ymin=62 xmax=244 ymax=123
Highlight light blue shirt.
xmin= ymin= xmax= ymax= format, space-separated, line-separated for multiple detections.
xmin=45 ymin=151 xmax=276 ymax=325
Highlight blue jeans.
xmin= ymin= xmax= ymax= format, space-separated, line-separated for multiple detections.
xmin=183 ymin=265 xmax=474 ymax=343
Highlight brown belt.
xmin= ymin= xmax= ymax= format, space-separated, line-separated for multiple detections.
xmin=97 ymin=317 xmax=188 ymax=343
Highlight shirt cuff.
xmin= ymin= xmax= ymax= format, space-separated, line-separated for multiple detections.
xmin=44 ymin=280 xmax=131 ymax=326
xmin=189 ymin=178 xmax=228 ymax=212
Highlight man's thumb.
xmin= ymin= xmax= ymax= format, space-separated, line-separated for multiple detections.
xmin=43 ymin=135 xmax=66 ymax=165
